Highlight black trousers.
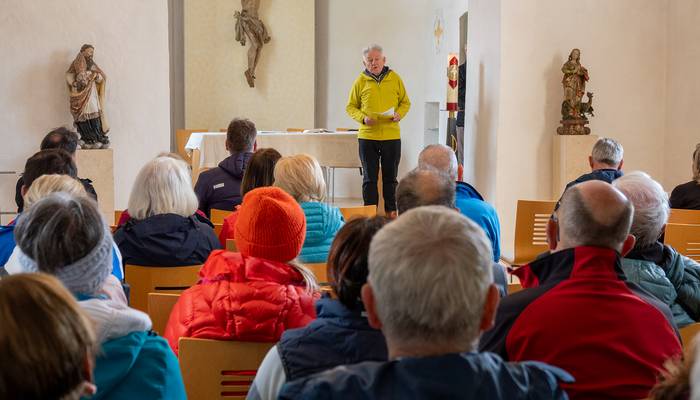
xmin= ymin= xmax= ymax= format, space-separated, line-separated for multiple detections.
xmin=358 ymin=139 xmax=401 ymax=212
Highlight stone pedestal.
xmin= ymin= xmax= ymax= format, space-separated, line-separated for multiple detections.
xmin=552 ymin=134 xmax=599 ymax=198
xmin=75 ymin=149 xmax=115 ymax=224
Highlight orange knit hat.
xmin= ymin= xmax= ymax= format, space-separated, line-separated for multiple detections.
xmin=234 ymin=187 xmax=306 ymax=262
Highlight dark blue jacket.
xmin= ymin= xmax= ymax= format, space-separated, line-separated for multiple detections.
xmin=194 ymin=152 xmax=253 ymax=217
xmin=114 ymin=213 xmax=220 ymax=267
xmin=278 ymin=297 xmax=387 ymax=382
xmin=564 ymin=168 xmax=623 ymax=191
xmin=455 ymin=181 xmax=501 ymax=262
xmin=279 ymin=351 xmax=573 ymax=400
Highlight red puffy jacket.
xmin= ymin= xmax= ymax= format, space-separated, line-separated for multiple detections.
xmin=164 ymin=250 xmax=317 ymax=354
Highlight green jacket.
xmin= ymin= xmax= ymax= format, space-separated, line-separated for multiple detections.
xmin=621 ymin=244 xmax=700 ymax=328
xmin=346 ymin=69 xmax=411 ymax=141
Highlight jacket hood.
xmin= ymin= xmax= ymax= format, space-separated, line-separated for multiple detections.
xmin=455 ymin=181 xmax=484 ymax=201
xmin=198 ymin=249 xmax=306 ymax=286
xmin=218 ymin=152 xmax=252 ymax=179
xmin=300 ymin=202 xmax=344 ymax=245
xmin=79 ymin=298 xmax=152 ymax=344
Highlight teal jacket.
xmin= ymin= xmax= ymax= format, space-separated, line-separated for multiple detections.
xmin=89 ymin=331 xmax=186 ymax=400
xmin=621 ymin=243 xmax=700 ymax=328
xmin=298 ymin=202 xmax=344 ymax=264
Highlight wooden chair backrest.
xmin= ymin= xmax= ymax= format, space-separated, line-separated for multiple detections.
xmin=148 ymin=293 xmax=181 ymax=335
xmin=124 ymin=264 xmax=201 ymax=312
xmin=286 ymin=128 xmax=304 ymax=132
xmin=210 ymin=209 xmax=232 ymax=224
xmin=669 ymin=209 xmax=700 ymax=225
xmin=680 ymin=322 xmax=700 ymax=347
xmin=304 ymin=263 xmax=328 ymax=285
xmin=114 ymin=210 xmax=125 ymax=226
xmin=339 ymin=205 xmax=377 ymax=221
xmin=176 ymin=129 xmax=207 ymax=163
xmin=665 ymin=223 xmax=700 ymax=262
xmin=219 ymin=128 xmax=228 ymax=132
xmin=226 ymin=239 xmax=238 ymax=252
xmin=179 ymin=338 xmax=274 ymax=400
xmin=214 ymin=223 xmax=223 ymax=237
xmin=507 ymin=283 xmax=523 ymax=294
xmin=512 ymin=200 xmax=557 ymax=266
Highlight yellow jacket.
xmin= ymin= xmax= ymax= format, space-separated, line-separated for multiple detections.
xmin=346 ymin=70 xmax=411 ymax=141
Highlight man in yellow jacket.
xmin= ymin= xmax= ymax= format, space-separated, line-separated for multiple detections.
xmin=346 ymin=44 xmax=410 ymax=217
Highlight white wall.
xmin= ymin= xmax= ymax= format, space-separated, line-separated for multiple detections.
xmin=0 ymin=0 xmax=171 ymax=210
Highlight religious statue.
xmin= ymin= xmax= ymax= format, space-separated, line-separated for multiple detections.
xmin=66 ymin=44 xmax=110 ymax=148
xmin=557 ymin=48 xmax=594 ymax=135
xmin=234 ymin=0 xmax=271 ymax=88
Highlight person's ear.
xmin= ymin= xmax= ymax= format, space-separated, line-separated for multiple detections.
xmin=479 ymin=285 xmax=500 ymax=332
xmin=80 ymin=355 xmax=97 ymax=397
xmin=588 ymin=156 xmax=594 ymax=169
xmin=546 ymin=216 xmax=559 ymax=251
xmin=617 ymin=159 xmax=624 ymax=171
xmin=620 ymin=234 xmax=636 ymax=257
xmin=361 ymin=283 xmax=382 ymax=330
xmin=20 ymin=185 xmax=27 ymax=198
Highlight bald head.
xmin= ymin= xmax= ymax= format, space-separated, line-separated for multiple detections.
xmin=418 ymin=145 xmax=458 ymax=181
xmin=555 ymin=180 xmax=634 ymax=252
xmin=396 ymin=168 xmax=455 ymax=215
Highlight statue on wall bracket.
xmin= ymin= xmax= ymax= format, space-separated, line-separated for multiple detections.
xmin=66 ymin=44 xmax=110 ymax=149
xmin=557 ymin=48 xmax=595 ymax=135
xmin=234 ymin=0 xmax=271 ymax=88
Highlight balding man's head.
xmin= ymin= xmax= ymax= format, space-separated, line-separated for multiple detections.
xmin=418 ymin=145 xmax=458 ymax=181
xmin=551 ymin=180 xmax=635 ymax=253
xmin=396 ymin=168 xmax=455 ymax=215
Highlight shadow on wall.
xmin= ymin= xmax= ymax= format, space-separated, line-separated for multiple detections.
xmin=474 ymin=62 xmax=495 ymax=200
xmin=538 ymin=53 xmax=564 ymax=199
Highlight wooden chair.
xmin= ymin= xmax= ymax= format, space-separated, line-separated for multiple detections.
xmin=507 ymin=283 xmax=523 ymax=294
xmin=680 ymin=322 xmax=700 ymax=347
xmin=124 ymin=264 xmax=201 ymax=312
xmin=148 ymin=293 xmax=181 ymax=335
xmin=226 ymin=239 xmax=238 ymax=252
xmin=210 ymin=208 xmax=232 ymax=224
xmin=339 ymin=205 xmax=377 ymax=221
xmin=286 ymin=128 xmax=304 ymax=132
xmin=665 ymin=223 xmax=700 ymax=262
xmin=669 ymin=209 xmax=700 ymax=225
xmin=502 ymin=200 xmax=557 ymax=268
xmin=304 ymin=263 xmax=328 ymax=285
xmin=219 ymin=128 xmax=228 ymax=132
xmin=179 ymin=338 xmax=274 ymax=400
xmin=176 ymin=129 xmax=207 ymax=164
xmin=214 ymin=223 xmax=224 ymax=237
xmin=114 ymin=210 xmax=125 ymax=226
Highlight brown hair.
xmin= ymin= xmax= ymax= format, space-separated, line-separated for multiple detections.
xmin=23 ymin=149 xmax=78 ymax=190
xmin=226 ymin=118 xmax=257 ymax=153
xmin=241 ymin=148 xmax=282 ymax=197
xmin=648 ymin=340 xmax=695 ymax=400
xmin=327 ymin=216 xmax=389 ymax=310
xmin=0 ymin=273 xmax=95 ymax=399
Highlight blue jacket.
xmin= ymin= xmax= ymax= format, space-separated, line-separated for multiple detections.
xmin=89 ymin=331 xmax=186 ymax=400
xmin=194 ymin=152 xmax=253 ymax=217
xmin=564 ymin=168 xmax=623 ymax=191
xmin=455 ymin=182 xmax=501 ymax=262
xmin=278 ymin=297 xmax=387 ymax=382
xmin=279 ymin=351 xmax=573 ymax=400
xmin=298 ymin=202 xmax=344 ymax=263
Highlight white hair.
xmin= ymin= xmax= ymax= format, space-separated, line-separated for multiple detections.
xmin=612 ymin=171 xmax=669 ymax=247
xmin=127 ymin=156 xmax=198 ymax=220
xmin=362 ymin=44 xmax=383 ymax=59
xmin=418 ymin=144 xmax=458 ymax=181
xmin=368 ymin=206 xmax=493 ymax=351
xmin=591 ymin=138 xmax=624 ymax=167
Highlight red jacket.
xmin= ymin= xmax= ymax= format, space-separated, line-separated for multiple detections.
xmin=218 ymin=207 xmax=240 ymax=247
xmin=164 ymin=250 xmax=317 ymax=354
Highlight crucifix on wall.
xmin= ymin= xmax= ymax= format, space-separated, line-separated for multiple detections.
xmin=234 ymin=0 xmax=271 ymax=88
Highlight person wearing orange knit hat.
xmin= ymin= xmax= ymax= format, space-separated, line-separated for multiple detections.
xmin=164 ymin=187 xmax=319 ymax=355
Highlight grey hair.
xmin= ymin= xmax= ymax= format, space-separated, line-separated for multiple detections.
xmin=362 ymin=44 xmax=383 ymax=59
xmin=558 ymin=186 xmax=634 ymax=250
xmin=612 ymin=171 xmax=669 ymax=247
xmin=368 ymin=206 xmax=493 ymax=350
xmin=418 ymin=144 xmax=458 ymax=181
xmin=693 ymin=143 xmax=700 ymax=184
xmin=591 ymin=138 xmax=624 ymax=167
xmin=14 ymin=192 xmax=104 ymax=274
xmin=396 ymin=167 xmax=455 ymax=214
xmin=127 ymin=156 xmax=198 ymax=220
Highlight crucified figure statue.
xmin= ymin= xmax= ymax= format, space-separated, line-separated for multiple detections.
xmin=234 ymin=0 xmax=271 ymax=88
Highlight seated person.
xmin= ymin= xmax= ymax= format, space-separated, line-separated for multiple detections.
xmin=114 ymin=156 xmax=220 ymax=267
xmin=480 ymin=180 xmax=682 ymax=399
xmin=165 ymin=187 xmax=318 ymax=355
xmin=396 ymin=168 xmax=507 ymax=296
xmin=280 ymin=206 xmax=572 ymax=399
xmin=15 ymin=127 xmax=97 ymax=212
xmin=0 ymin=273 xmax=98 ymax=399
xmin=648 ymin=334 xmax=700 ymax=399
xmin=4 ymin=174 xmax=124 ymax=289
xmin=219 ymin=148 xmax=282 ymax=246
xmin=418 ymin=144 xmax=501 ymax=261
xmin=614 ymin=171 xmax=700 ymax=328
xmin=670 ymin=143 xmax=700 ymax=210
xmin=13 ymin=192 xmax=186 ymax=399
xmin=249 ymin=216 xmax=389 ymax=400
xmin=274 ymin=154 xmax=344 ymax=263
xmin=194 ymin=118 xmax=256 ymax=217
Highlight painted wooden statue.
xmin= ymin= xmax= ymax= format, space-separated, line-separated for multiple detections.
xmin=558 ymin=48 xmax=594 ymax=135
xmin=234 ymin=0 xmax=271 ymax=88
